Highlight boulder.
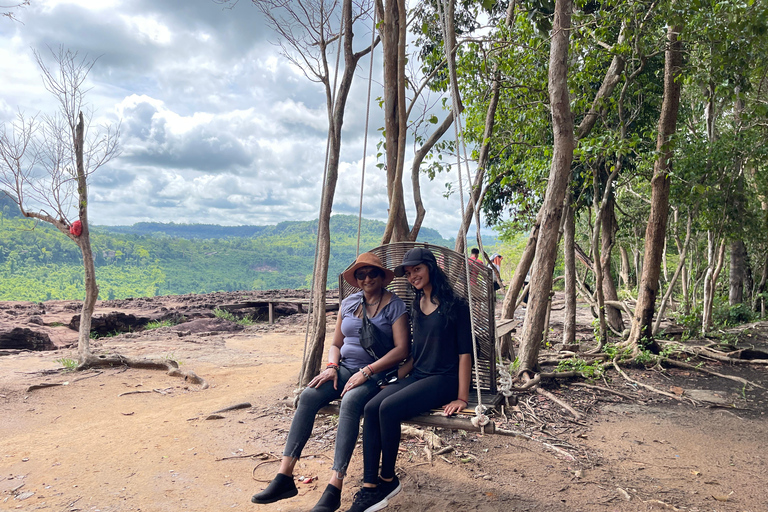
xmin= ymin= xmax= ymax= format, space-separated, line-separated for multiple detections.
xmin=0 ymin=327 xmax=56 ymax=351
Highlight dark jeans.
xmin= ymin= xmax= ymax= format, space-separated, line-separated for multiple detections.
xmin=283 ymin=364 xmax=382 ymax=476
xmin=362 ymin=374 xmax=458 ymax=483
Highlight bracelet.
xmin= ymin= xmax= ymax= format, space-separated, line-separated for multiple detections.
xmin=326 ymin=363 xmax=339 ymax=372
xmin=359 ymin=367 xmax=371 ymax=379
xmin=457 ymin=399 xmax=468 ymax=406
xmin=367 ymin=364 xmax=375 ymax=376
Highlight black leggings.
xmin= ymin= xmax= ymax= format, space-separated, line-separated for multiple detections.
xmin=362 ymin=373 xmax=458 ymax=483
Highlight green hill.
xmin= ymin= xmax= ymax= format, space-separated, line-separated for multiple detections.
xmin=0 ymin=212 xmax=462 ymax=301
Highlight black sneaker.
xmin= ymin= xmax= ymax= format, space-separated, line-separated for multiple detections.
xmin=311 ymin=483 xmax=342 ymax=512
xmin=377 ymin=475 xmax=401 ymax=502
xmin=250 ymin=473 xmax=298 ymax=504
xmin=343 ymin=486 xmax=388 ymax=512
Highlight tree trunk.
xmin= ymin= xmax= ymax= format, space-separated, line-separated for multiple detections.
xmin=730 ymin=239 xmax=747 ymax=306
xmin=410 ymin=112 xmax=455 ymax=240
xmin=73 ymin=112 xmax=97 ymax=362
xmin=624 ymin=22 xmax=683 ymax=354
xmin=502 ymin=215 xmax=540 ymax=320
xmin=702 ymin=233 xmax=726 ymax=333
xmin=563 ymin=196 xmax=576 ymax=346
xmin=653 ymin=209 xmax=692 ymax=335
xmin=454 ymin=69 xmax=500 ymax=253
xmin=600 ymin=194 xmax=624 ymax=332
xmin=302 ymin=0 xmax=363 ymax=385
xmin=619 ymin=245 xmax=631 ymax=289
xmin=591 ymin=172 xmax=608 ymax=345
xmin=517 ymin=0 xmax=575 ymax=376
xmin=380 ymin=0 xmax=409 ymax=243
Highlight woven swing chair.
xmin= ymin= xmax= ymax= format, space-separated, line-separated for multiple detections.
xmin=319 ymin=241 xmax=502 ymax=433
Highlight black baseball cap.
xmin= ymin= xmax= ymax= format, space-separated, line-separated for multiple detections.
xmin=394 ymin=247 xmax=437 ymax=277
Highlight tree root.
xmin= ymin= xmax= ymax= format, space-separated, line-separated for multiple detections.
xmin=691 ymin=346 xmax=768 ymax=366
xmin=660 ymin=357 xmax=765 ymax=390
xmin=612 ymin=357 xmax=695 ymax=405
xmin=77 ymin=353 xmax=209 ymax=389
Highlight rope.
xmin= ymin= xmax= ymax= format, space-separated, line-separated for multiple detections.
xmin=437 ymin=0 xmax=488 ymax=432
xmin=355 ymin=7 xmax=378 ymax=257
xmin=298 ymin=12 xmax=347 ymax=388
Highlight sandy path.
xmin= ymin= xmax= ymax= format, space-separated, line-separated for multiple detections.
xmin=2 ymin=325 xmax=768 ymax=511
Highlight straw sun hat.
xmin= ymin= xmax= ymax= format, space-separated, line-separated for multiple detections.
xmin=342 ymin=252 xmax=395 ymax=288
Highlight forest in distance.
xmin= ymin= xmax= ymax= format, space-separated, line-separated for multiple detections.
xmin=0 ymin=198 xmax=497 ymax=302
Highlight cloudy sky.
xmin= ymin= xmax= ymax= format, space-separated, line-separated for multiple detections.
xmin=0 ymin=0 xmax=489 ymax=239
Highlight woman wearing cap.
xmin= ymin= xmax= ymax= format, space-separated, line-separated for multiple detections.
xmin=345 ymin=248 xmax=472 ymax=512
xmin=252 ymin=252 xmax=409 ymax=512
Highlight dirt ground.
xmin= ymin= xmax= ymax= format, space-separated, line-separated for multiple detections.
xmin=2 ymin=296 xmax=768 ymax=512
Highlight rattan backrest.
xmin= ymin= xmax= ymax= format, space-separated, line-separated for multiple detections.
xmin=339 ymin=242 xmax=497 ymax=394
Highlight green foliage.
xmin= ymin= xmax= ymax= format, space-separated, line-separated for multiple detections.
xmin=213 ymin=307 xmax=254 ymax=326
xmin=0 ymin=214 xmax=456 ymax=302
xmin=555 ymin=358 xmax=605 ymax=379
xmin=212 ymin=308 xmax=237 ymax=322
xmin=55 ymin=357 xmax=78 ymax=371
xmin=713 ymin=301 xmax=756 ymax=327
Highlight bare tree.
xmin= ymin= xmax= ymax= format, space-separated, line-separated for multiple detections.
xmin=0 ymin=47 xmax=119 ymax=362
xmin=1 ymin=0 xmax=28 ymax=22
xmin=219 ymin=0 xmax=375 ymax=384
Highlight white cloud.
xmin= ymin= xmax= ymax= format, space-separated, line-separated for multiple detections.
xmin=0 ymin=0 xmax=490 ymax=240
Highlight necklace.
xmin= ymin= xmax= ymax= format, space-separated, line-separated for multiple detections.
xmin=362 ymin=290 xmax=384 ymax=316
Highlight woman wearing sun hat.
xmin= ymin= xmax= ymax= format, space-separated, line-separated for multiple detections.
xmin=252 ymin=252 xmax=409 ymax=512
xmin=345 ymin=247 xmax=471 ymax=512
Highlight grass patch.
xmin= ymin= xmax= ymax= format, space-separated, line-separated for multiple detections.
xmin=56 ymin=357 xmax=78 ymax=371
xmin=213 ymin=307 xmax=255 ymax=326
xmin=145 ymin=319 xmax=175 ymax=330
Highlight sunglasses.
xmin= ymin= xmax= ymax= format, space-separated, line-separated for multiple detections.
xmin=354 ymin=268 xmax=382 ymax=280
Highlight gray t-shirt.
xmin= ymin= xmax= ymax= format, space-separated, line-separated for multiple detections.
xmin=339 ymin=290 xmax=407 ymax=370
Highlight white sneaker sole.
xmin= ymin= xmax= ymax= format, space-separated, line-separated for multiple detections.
xmin=362 ymin=482 xmax=402 ymax=512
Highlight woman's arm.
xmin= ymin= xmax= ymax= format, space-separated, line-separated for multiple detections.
xmin=341 ymin=313 xmax=409 ymax=396
xmin=443 ymin=353 xmax=472 ymax=416
xmin=365 ymin=314 xmax=409 ymax=374
xmin=308 ymin=311 xmax=345 ymax=390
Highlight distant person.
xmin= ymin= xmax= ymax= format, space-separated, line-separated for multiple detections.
xmin=251 ymin=252 xmax=409 ymax=512
xmin=344 ymin=248 xmax=471 ymax=512
xmin=490 ymin=253 xmax=504 ymax=290
xmin=468 ymin=248 xmax=483 ymax=286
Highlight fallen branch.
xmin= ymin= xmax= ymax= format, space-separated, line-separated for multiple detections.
xmin=26 ymin=382 xmax=69 ymax=392
xmin=612 ymin=357 xmax=694 ymax=404
xmin=570 ymin=382 xmax=636 ymax=400
xmin=118 ymin=390 xmax=152 ymax=397
xmin=212 ymin=402 xmax=252 ymax=414
xmin=536 ymin=387 xmax=583 ymax=421
xmin=78 ymin=353 xmax=209 ymax=389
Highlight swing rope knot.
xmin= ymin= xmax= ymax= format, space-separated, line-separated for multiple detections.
xmin=471 ymin=404 xmax=490 ymax=428
xmin=498 ymin=366 xmax=515 ymax=397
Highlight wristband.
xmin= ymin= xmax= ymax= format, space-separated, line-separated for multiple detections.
xmin=326 ymin=363 xmax=339 ymax=372
xmin=457 ymin=399 xmax=468 ymax=407
xmin=367 ymin=364 xmax=374 ymax=376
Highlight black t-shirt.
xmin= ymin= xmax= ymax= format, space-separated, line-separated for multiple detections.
xmin=411 ymin=298 xmax=472 ymax=378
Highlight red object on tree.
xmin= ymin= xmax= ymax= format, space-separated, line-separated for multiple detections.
xmin=69 ymin=220 xmax=82 ymax=237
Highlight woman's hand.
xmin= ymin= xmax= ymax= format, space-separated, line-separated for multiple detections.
xmin=340 ymin=370 xmax=368 ymax=397
xmin=443 ymin=399 xmax=468 ymax=416
xmin=308 ymin=368 xmax=338 ymax=389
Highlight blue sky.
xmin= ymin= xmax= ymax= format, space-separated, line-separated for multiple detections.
xmin=0 ymin=0 xmax=492 ymax=239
